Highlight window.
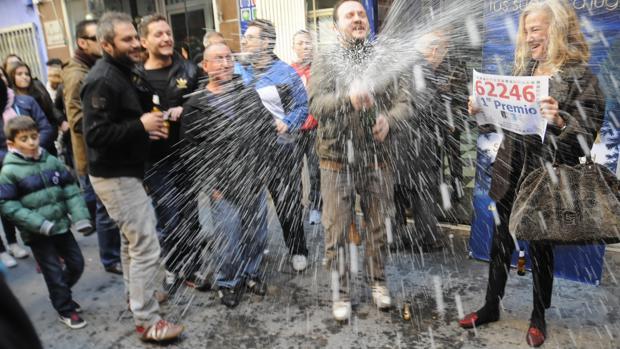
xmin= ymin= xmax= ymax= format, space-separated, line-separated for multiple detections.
xmin=306 ymin=0 xmax=338 ymax=45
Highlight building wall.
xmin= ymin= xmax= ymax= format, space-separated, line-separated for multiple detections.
xmin=215 ymin=0 xmax=241 ymax=52
xmin=37 ymin=0 xmax=73 ymax=64
xmin=0 ymin=0 xmax=48 ymax=79
xmin=256 ymin=0 xmax=306 ymax=64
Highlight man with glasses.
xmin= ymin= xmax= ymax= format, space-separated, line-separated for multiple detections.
xmin=239 ymin=19 xmax=309 ymax=272
xmin=180 ymin=42 xmax=274 ymax=308
xmin=62 ymin=19 xmax=123 ymax=276
xmin=135 ymin=14 xmax=200 ymax=293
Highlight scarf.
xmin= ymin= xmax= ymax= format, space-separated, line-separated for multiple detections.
xmin=74 ymin=48 xmax=98 ymax=68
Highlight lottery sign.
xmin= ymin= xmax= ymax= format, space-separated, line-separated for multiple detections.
xmin=473 ymin=70 xmax=549 ymax=140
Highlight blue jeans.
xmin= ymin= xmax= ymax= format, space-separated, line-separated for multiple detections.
xmin=28 ymin=233 xmax=84 ymax=315
xmin=209 ymin=192 xmax=268 ymax=289
xmin=79 ymin=175 xmax=121 ymax=268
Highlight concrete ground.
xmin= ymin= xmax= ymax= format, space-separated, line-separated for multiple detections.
xmin=3 ymin=211 xmax=620 ymax=349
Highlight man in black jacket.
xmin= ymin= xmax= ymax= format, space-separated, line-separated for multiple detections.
xmin=392 ymin=29 xmax=469 ymax=251
xmin=81 ymin=12 xmax=183 ymax=342
xmin=178 ymin=42 xmax=275 ymax=308
xmin=135 ymin=14 xmax=199 ymax=292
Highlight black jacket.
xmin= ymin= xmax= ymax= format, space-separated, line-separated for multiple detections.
xmin=135 ymin=53 xmax=198 ymax=165
xmin=180 ymin=76 xmax=276 ymax=205
xmin=392 ymin=55 xmax=469 ymax=191
xmin=81 ymin=54 xmax=151 ymax=179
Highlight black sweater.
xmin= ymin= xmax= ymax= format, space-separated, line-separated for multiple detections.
xmin=135 ymin=53 xmax=198 ymax=165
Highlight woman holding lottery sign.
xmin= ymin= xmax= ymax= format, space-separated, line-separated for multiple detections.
xmin=460 ymin=0 xmax=605 ymax=347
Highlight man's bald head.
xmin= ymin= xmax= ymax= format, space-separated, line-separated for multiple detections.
xmin=204 ymin=42 xmax=229 ymax=58
xmin=203 ymin=42 xmax=234 ymax=84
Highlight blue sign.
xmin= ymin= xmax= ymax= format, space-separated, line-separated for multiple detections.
xmin=239 ymin=0 xmax=256 ymax=34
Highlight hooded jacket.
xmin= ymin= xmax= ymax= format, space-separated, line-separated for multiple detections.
xmin=0 ymin=150 xmax=90 ymax=243
xmin=5 ymin=95 xmax=55 ymax=157
xmin=309 ymin=40 xmax=410 ymax=167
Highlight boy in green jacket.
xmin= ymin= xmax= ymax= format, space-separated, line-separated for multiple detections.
xmin=0 ymin=116 xmax=92 ymax=329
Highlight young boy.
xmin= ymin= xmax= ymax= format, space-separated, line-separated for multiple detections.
xmin=0 ymin=116 xmax=92 ymax=329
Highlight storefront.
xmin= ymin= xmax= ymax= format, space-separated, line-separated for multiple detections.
xmin=63 ymin=0 xmax=215 ymax=59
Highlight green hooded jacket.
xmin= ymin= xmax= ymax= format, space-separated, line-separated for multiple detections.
xmin=0 ymin=150 xmax=90 ymax=243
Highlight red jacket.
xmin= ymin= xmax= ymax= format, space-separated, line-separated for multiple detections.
xmin=291 ymin=62 xmax=317 ymax=131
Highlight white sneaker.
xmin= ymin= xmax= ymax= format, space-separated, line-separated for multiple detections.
xmin=332 ymin=300 xmax=352 ymax=321
xmin=8 ymin=244 xmax=28 ymax=259
xmin=291 ymin=255 xmax=307 ymax=272
xmin=308 ymin=210 xmax=321 ymax=225
xmin=371 ymin=283 xmax=392 ymax=309
xmin=0 ymin=252 xmax=17 ymax=268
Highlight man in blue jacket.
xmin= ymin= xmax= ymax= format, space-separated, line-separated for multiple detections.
xmin=239 ymin=19 xmax=309 ymax=272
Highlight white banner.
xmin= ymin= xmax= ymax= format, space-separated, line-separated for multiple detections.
xmin=473 ymin=70 xmax=549 ymax=141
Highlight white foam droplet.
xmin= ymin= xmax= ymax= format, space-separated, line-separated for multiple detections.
xmin=440 ymin=182 xmax=452 ymax=211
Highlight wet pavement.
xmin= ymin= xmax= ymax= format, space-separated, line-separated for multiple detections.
xmin=4 ymin=211 xmax=620 ymax=349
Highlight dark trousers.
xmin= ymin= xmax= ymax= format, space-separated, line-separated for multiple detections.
xmin=485 ymin=197 xmax=554 ymax=322
xmin=145 ymin=164 xmax=182 ymax=244
xmin=28 ymin=233 xmax=84 ymax=316
xmin=0 ymin=217 xmax=17 ymax=253
xmin=394 ymin=184 xmax=441 ymax=246
xmin=268 ymin=143 xmax=307 ymax=256
xmin=165 ymin=196 xmax=204 ymax=278
xmin=160 ymin=165 xmax=208 ymax=278
xmin=299 ymin=130 xmax=321 ymax=211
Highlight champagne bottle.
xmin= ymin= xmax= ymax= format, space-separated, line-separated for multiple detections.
xmin=517 ymin=251 xmax=526 ymax=276
xmin=152 ymin=94 xmax=169 ymax=132
xmin=402 ymin=302 xmax=412 ymax=321
xmin=361 ymin=106 xmax=376 ymax=129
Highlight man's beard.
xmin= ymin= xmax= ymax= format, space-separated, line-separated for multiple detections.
xmin=244 ymin=50 xmax=260 ymax=64
xmin=106 ymin=42 xmax=140 ymax=66
xmin=339 ymin=32 xmax=367 ymax=47
xmin=112 ymin=49 xmax=139 ymax=67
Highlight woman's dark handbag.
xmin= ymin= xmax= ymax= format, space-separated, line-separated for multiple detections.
xmin=509 ymin=158 xmax=620 ymax=243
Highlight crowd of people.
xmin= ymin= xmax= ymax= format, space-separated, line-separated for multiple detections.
xmin=0 ymin=0 xmax=609 ymax=347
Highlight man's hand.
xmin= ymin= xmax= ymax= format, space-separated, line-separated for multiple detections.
xmin=60 ymin=121 xmax=70 ymax=133
xmin=373 ymin=114 xmax=390 ymax=142
xmin=350 ymin=91 xmax=374 ymax=112
xmin=275 ymin=119 xmax=289 ymax=135
xmin=540 ymin=96 xmax=564 ymax=128
xmin=211 ymin=190 xmax=223 ymax=201
xmin=140 ymin=111 xmax=168 ymax=140
xmin=167 ymin=106 xmax=183 ymax=121
xmin=467 ymin=96 xmax=481 ymax=115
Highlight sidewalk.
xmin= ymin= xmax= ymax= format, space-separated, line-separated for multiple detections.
xmin=3 ymin=214 xmax=619 ymax=348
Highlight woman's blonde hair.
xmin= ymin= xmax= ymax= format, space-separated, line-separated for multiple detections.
xmin=514 ymin=0 xmax=589 ymax=75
